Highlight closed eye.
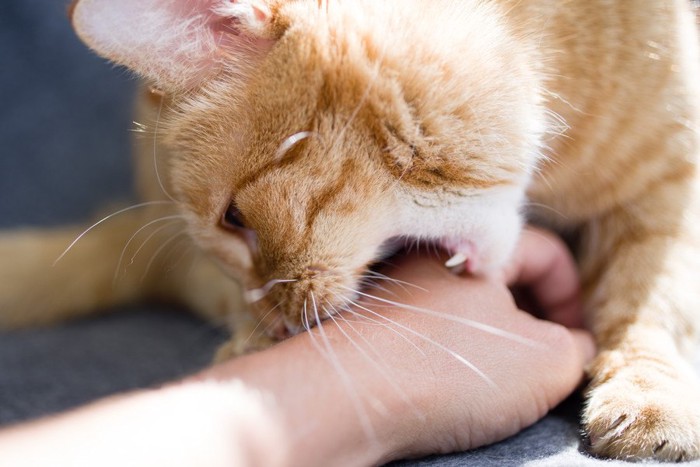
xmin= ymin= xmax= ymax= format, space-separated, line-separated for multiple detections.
xmin=221 ymin=202 xmax=247 ymax=231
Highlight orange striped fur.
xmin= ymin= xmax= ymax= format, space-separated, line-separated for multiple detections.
xmin=0 ymin=0 xmax=699 ymax=460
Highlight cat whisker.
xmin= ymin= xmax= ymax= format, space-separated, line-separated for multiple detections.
xmin=357 ymin=277 xmax=397 ymax=298
xmin=340 ymin=285 xmax=543 ymax=349
xmin=244 ymin=278 xmax=298 ymax=304
xmin=262 ymin=313 xmax=285 ymax=337
xmin=344 ymin=295 xmax=497 ymax=389
xmin=183 ymin=245 xmax=209 ymax=276
xmin=155 ymin=233 xmax=191 ymax=275
xmin=310 ymin=292 xmax=378 ymax=443
xmin=152 ymin=95 xmax=178 ymax=203
xmin=329 ymin=292 xmax=426 ymax=356
xmin=327 ymin=305 xmax=380 ymax=358
xmin=53 ymin=201 xmax=177 ymax=266
xmin=140 ymin=230 xmax=188 ymax=283
xmin=165 ymin=240 xmax=196 ymax=273
xmin=302 ymin=298 xmax=311 ymax=332
xmin=522 ymin=201 xmax=570 ymax=222
xmin=113 ymin=215 xmax=186 ymax=284
xmin=242 ymin=302 xmax=283 ymax=347
xmin=328 ymin=315 xmax=394 ymax=327
xmin=302 ymin=299 xmax=329 ymax=363
xmin=334 ymin=317 xmax=370 ymax=325
xmin=363 ymin=270 xmax=428 ymax=293
xmin=300 ymin=297 xmax=368 ymax=432
xmin=298 ymin=298 xmax=330 ymax=441
xmin=332 ymin=307 xmax=426 ymax=421
xmin=128 ymin=220 xmax=183 ymax=267
xmin=326 ymin=306 xmax=410 ymax=418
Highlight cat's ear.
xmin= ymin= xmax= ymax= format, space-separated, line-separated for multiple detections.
xmin=70 ymin=0 xmax=280 ymax=91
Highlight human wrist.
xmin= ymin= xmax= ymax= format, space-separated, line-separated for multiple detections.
xmin=196 ymin=333 xmax=396 ymax=466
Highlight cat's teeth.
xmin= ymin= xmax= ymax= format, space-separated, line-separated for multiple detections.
xmin=445 ymin=252 xmax=468 ymax=268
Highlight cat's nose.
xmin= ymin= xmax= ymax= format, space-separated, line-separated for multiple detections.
xmin=305 ymin=264 xmax=328 ymax=274
xmin=298 ymin=263 xmax=329 ymax=280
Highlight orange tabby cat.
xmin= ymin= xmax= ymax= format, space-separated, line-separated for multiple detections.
xmin=0 ymin=0 xmax=698 ymax=461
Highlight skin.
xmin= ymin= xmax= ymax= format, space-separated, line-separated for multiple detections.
xmin=0 ymin=228 xmax=594 ymax=466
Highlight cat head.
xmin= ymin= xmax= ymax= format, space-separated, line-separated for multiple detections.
xmin=72 ymin=0 xmax=547 ymax=334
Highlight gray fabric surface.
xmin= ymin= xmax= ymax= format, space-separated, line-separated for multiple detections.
xmin=0 ymin=309 xmax=227 ymax=425
xmin=1 ymin=1 xmax=698 ymax=465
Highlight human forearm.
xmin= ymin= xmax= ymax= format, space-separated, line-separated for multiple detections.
xmin=0 ymin=380 xmax=287 ymax=467
xmin=0 ymin=243 xmax=594 ymax=467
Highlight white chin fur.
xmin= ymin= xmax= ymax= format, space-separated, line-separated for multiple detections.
xmin=393 ymin=186 xmax=525 ymax=275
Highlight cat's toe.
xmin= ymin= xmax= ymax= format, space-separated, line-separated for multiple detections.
xmin=583 ymin=362 xmax=700 ymax=461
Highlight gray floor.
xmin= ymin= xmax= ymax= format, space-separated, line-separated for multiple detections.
xmin=1 ymin=1 xmax=698 ymax=465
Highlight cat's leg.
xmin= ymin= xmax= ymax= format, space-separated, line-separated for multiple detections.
xmin=579 ymin=169 xmax=700 ymax=461
xmin=0 ymin=206 xmax=183 ymax=328
xmin=0 ymin=202 xmax=271 ymax=358
xmin=144 ymin=249 xmax=275 ymax=360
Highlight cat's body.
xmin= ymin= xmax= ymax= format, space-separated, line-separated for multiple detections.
xmin=1 ymin=0 xmax=699 ymax=461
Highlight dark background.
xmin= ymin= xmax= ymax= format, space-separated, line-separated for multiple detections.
xmin=0 ymin=0 xmax=135 ymax=228
xmin=0 ymin=0 xmax=226 ymax=426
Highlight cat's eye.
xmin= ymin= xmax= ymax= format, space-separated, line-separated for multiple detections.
xmin=222 ymin=203 xmax=247 ymax=230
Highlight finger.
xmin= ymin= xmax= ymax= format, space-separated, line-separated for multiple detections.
xmin=569 ymin=328 xmax=596 ymax=366
xmin=537 ymin=327 xmax=596 ymax=412
xmin=505 ymin=227 xmax=584 ymax=328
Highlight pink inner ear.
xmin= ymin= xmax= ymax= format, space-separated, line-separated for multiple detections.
xmin=72 ymin=0 xmax=275 ymax=90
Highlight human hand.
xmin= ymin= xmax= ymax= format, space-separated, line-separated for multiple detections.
xmin=355 ymin=226 xmax=592 ymax=461
xmin=203 ymin=226 xmax=594 ymax=465
xmin=501 ymin=225 xmax=583 ymax=328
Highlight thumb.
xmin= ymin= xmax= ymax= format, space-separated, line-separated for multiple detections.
xmin=544 ymin=325 xmax=596 ymax=393
xmin=570 ymin=328 xmax=596 ymax=368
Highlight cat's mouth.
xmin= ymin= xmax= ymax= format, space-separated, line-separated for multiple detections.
xmin=374 ymin=236 xmax=473 ymax=272
xmin=251 ymin=237 xmax=472 ymax=339
xmin=390 ymin=234 xmax=491 ymax=278
xmin=247 ymin=265 xmax=399 ymax=340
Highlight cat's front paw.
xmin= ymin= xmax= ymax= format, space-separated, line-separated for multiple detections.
xmin=583 ymin=352 xmax=700 ymax=461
